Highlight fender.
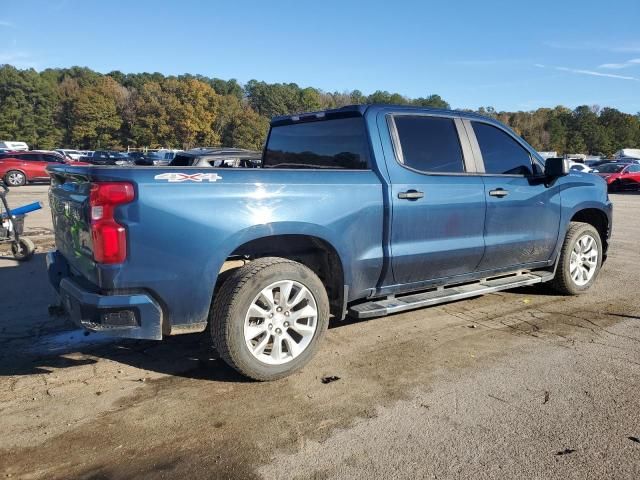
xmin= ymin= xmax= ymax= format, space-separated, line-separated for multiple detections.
xmin=204 ymin=221 xmax=352 ymax=290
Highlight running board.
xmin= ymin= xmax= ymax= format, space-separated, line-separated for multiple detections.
xmin=348 ymin=271 xmax=554 ymax=319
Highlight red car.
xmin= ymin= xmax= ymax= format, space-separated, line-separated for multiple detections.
xmin=0 ymin=151 xmax=81 ymax=186
xmin=597 ymin=162 xmax=640 ymax=192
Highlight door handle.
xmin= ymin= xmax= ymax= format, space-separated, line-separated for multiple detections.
xmin=398 ymin=190 xmax=424 ymax=200
xmin=489 ymin=188 xmax=509 ymax=198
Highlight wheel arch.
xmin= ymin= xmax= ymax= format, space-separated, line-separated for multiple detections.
xmin=569 ymin=207 xmax=610 ymax=257
xmin=570 ymin=208 xmax=609 ymax=241
xmin=3 ymin=168 xmax=28 ymax=184
xmin=217 ymin=233 xmax=348 ymax=320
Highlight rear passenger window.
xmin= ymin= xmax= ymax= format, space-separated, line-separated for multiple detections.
xmin=472 ymin=122 xmax=533 ymax=175
xmin=393 ymin=116 xmax=465 ymax=173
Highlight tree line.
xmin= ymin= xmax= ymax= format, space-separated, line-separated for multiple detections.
xmin=0 ymin=64 xmax=639 ymax=156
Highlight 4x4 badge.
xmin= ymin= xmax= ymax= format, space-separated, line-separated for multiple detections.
xmin=154 ymin=173 xmax=222 ymax=183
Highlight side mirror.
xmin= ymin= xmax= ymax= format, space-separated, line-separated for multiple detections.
xmin=545 ymin=157 xmax=570 ymax=177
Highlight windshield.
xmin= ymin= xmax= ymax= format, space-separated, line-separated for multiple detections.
xmin=598 ymin=163 xmax=627 ymax=173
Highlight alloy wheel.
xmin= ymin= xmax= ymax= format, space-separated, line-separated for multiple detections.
xmin=244 ymin=280 xmax=318 ymax=365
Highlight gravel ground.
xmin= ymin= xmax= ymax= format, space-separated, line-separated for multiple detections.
xmin=0 ymin=185 xmax=638 ymax=479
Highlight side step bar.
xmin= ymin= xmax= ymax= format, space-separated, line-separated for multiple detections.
xmin=348 ymin=271 xmax=555 ymax=319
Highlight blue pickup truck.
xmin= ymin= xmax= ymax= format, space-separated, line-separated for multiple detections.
xmin=46 ymin=105 xmax=612 ymax=380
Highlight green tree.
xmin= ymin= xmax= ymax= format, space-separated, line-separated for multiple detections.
xmin=0 ymin=66 xmax=61 ymax=148
xmin=70 ymin=77 xmax=122 ymax=149
xmin=412 ymin=94 xmax=450 ymax=109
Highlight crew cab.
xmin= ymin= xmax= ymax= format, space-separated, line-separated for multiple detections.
xmin=46 ymin=105 xmax=612 ymax=380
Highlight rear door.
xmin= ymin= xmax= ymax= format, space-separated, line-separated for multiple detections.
xmin=382 ymin=113 xmax=486 ymax=285
xmin=467 ymin=120 xmax=561 ymax=270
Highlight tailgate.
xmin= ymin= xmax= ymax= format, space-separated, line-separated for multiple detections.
xmin=48 ymin=168 xmax=98 ymax=283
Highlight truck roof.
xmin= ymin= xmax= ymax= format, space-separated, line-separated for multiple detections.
xmin=270 ymin=104 xmax=502 ymax=126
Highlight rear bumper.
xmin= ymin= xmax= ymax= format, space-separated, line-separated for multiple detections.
xmin=46 ymin=251 xmax=163 ymax=340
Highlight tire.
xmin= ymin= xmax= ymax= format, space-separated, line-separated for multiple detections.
xmin=4 ymin=170 xmax=26 ymax=187
xmin=11 ymin=237 xmax=35 ymax=261
xmin=550 ymin=222 xmax=603 ymax=295
xmin=210 ymin=257 xmax=330 ymax=381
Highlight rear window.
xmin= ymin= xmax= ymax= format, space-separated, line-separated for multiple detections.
xmin=170 ymin=154 xmax=195 ymax=167
xmin=263 ymin=117 xmax=370 ymax=169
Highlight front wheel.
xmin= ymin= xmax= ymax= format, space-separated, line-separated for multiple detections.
xmin=550 ymin=222 xmax=603 ymax=295
xmin=608 ymin=181 xmax=621 ymax=192
xmin=12 ymin=237 xmax=35 ymax=261
xmin=210 ymin=257 xmax=330 ymax=381
xmin=4 ymin=171 xmax=26 ymax=187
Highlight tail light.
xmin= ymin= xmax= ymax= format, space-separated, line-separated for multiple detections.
xmin=89 ymin=182 xmax=134 ymax=264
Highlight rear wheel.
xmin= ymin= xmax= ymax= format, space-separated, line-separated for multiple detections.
xmin=5 ymin=171 xmax=26 ymax=187
xmin=550 ymin=222 xmax=602 ymax=295
xmin=210 ymin=257 xmax=329 ymax=381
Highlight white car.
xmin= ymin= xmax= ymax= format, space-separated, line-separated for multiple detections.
xmin=569 ymin=162 xmax=596 ymax=173
xmin=55 ymin=149 xmax=84 ymax=161
xmin=0 ymin=141 xmax=29 ymax=151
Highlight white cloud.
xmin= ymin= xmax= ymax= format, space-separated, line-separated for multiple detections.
xmin=0 ymin=20 xmax=13 ymax=28
xmin=598 ymin=58 xmax=640 ymax=69
xmin=535 ymin=63 xmax=638 ymax=81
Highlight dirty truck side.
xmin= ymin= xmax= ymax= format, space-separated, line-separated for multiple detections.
xmin=46 ymin=105 xmax=612 ymax=380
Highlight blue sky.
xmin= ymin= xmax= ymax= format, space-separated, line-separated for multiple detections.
xmin=1 ymin=0 xmax=639 ymax=113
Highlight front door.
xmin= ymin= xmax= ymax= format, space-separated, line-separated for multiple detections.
xmin=383 ymin=113 xmax=486 ymax=285
xmin=468 ymin=121 xmax=561 ymax=271
xmin=619 ymin=164 xmax=640 ymax=189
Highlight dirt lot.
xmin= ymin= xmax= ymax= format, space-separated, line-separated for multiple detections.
xmin=0 ymin=185 xmax=638 ymax=479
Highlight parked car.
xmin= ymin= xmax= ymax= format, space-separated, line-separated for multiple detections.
xmin=569 ymin=161 xmax=596 ymax=173
xmin=0 ymin=141 xmax=29 ymax=151
xmin=596 ymin=162 xmax=640 ymax=191
xmin=614 ymin=148 xmax=640 ymax=160
xmin=169 ymin=148 xmax=261 ymax=168
xmin=126 ymin=151 xmax=180 ymax=166
xmin=46 ymin=105 xmax=611 ymax=381
xmin=0 ymin=150 xmax=67 ymax=186
xmin=55 ymin=149 xmax=84 ymax=161
xmin=155 ymin=149 xmax=182 ymax=163
xmin=616 ymin=156 xmax=640 ymax=164
xmin=82 ymin=151 xmax=133 ymax=166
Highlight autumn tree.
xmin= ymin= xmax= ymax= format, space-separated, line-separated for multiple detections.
xmin=2 ymin=64 xmax=639 ymax=157
xmin=70 ymin=76 xmax=122 ymax=149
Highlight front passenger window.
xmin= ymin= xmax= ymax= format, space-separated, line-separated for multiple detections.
xmin=472 ymin=122 xmax=533 ymax=176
